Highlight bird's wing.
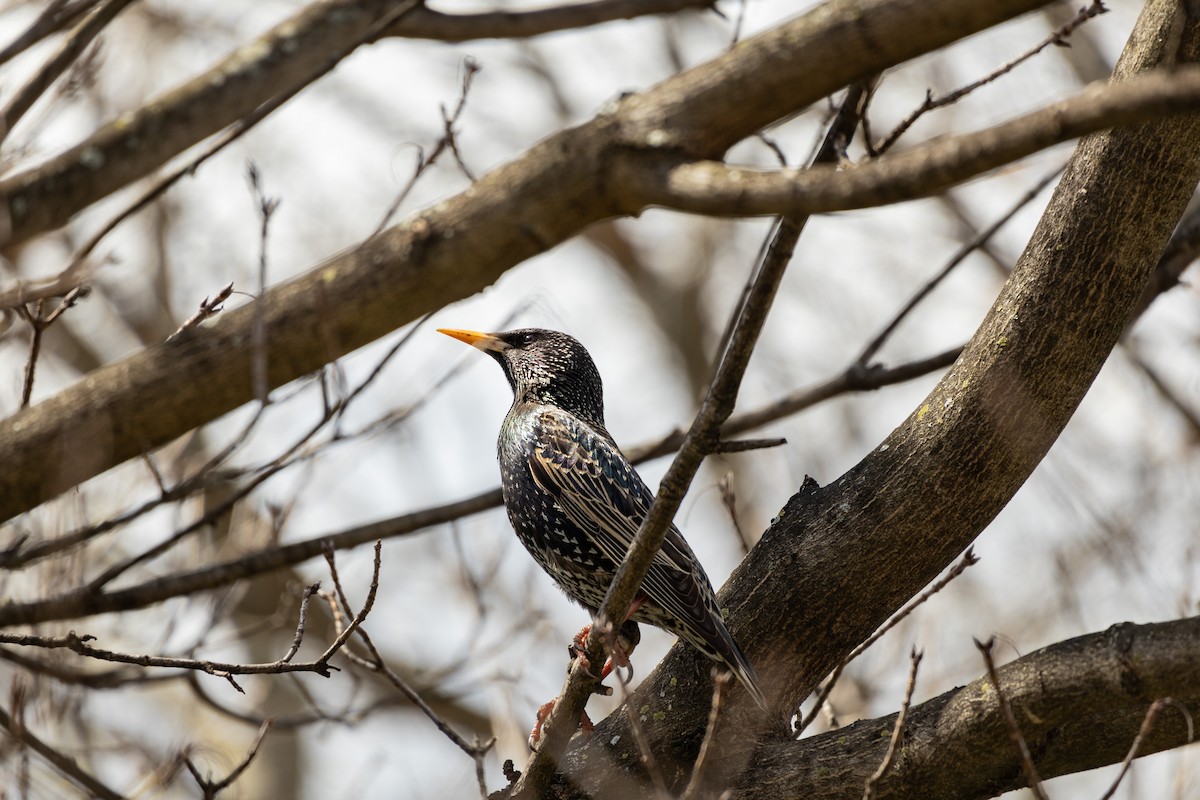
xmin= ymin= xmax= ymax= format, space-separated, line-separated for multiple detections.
xmin=525 ymin=410 xmax=720 ymax=632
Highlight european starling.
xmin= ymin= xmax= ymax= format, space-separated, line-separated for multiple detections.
xmin=439 ymin=327 xmax=767 ymax=710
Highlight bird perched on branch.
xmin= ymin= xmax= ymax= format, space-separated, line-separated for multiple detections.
xmin=439 ymin=327 xmax=767 ymax=726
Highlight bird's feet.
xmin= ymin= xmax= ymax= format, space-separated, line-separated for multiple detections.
xmin=527 ymin=619 xmax=642 ymax=748
xmin=571 ymin=618 xmax=641 ymax=681
xmin=528 ymin=700 xmax=594 ymax=749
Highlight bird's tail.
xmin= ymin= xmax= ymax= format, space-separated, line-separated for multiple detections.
xmin=719 ymin=632 xmax=768 ymax=710
xmin=686 ymin=620 xmax=767 ymax=710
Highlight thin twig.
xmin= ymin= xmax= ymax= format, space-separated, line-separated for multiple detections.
xmin=247 ymin=162 xmax=280 ymax=405
xmin=0 ymin=550 xmax=378 ymax=693
xmin=680 ymin=671 xmax=732 ymax=800
xmin=975 ymin=636 xmax=1050 ymax=800
xmin=168 ymin=282 xmax=235 ymax=340
xmin=798 ymin=548 xmax=977 ymax=735
xmin=185 ymin=718 xmax=273 ymax=799
xmin=718 ymin=472 xmax=752 ymax=555
xmin=371 ymin=55 xmax=481 ymax=237
xmin=612 ymin=653 xmax=670 ymax=798
xmin=864 ymin=648 xmax=923 ymax=800
xmin=0 ymin=646 xmax=175 ymax=689
xmin=855 ymin=164 xmax=1063 ymax=366
xmin=0 ymin=702 xmax=123 ymax=800
xmin=1098 ymin=698 xmax=1194 ymax=800
xmin=57 ymin=0 xmax=423 ymax=285
xmin=0 ymin=0 xmax=137 ymax=148
xmin=16 ymin=285 xmax=85 ymax=407
xmin=279 ymin=584 xmax=322 ymax=663
xmin=473 ymin=734 xmax=490 ymax=800
xmin=323 ymin=545 xmax=496 ymax=769
xmin=873 ymin=0 xmax=1108 ymax=154
xmin=441 ymin=56 xmax=480 ymax=182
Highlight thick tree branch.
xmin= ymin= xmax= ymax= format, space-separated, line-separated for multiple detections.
xmin=617 ymin=69 xmax=1200 ymax=217
xmin=552 ymin=1 xmax=1200 ymax=794
xmin=739 ymin=616 xmax=1200 ymax=799
xmin=375 ymin=0 xmax=717 ymax=43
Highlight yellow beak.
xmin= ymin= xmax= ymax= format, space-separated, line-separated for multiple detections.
xmin=437 ymin=328 xmax=509 ymax=353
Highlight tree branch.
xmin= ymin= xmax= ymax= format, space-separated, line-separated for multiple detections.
xmin=740 ymin=616 xmax=1200 ymax=799
xmin=616 ymin=68 xmax=1200 ymax=218
xmin=0 ymin=541 xmax=382 ymax=692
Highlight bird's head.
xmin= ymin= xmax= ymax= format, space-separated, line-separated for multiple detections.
xmin=438 ymin=327 xmax=606 ymax=426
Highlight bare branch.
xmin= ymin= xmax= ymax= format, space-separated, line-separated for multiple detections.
xmin=185 ymin=719 xmax=272 ymax=800
xmin=1097 ymin=698 xmax=1192 ymax=800
xmin=16 ymin=285 xmax=86 ymax=407
xmin=168 ymin=282 xmax=235 ymax=340
xmin=617 ymin=68 xmax=1200 ymax=218
xmin=797 ymin=548 xmax=977 ymax=736
xmin=0 ymin=703 xmax=123 ymax=800
xmin=319 ymin=547 xmax=496 ymax=774
xmin=975 ymin=636 xmax=1049 ymax=800
xmin=680 ymin=671 xmax=732 ymax=800
xmin=0 ymin=544 xmax=381 ymax=690
xmin=863 ymin=648 xmax=923 ymax=800
xmin=0 ymin=0 xmax=138 ymax=147
xmin=370 ymin=57 xmax=482 ymax=237
xmin=855 ymin=164 xmax=1063 ymax=366
xmin=873 ymin=0 xmax=1109 ymax=154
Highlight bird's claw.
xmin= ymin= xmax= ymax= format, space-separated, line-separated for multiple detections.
xmin=528 ymin=699 xmax=595 ymax=749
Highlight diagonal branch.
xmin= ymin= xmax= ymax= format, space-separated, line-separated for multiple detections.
xmin=512 ymin=81 xmax=868 ymax=800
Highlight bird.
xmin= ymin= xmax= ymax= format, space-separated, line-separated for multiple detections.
xmin=438 ymin=327 xmax=767 ymax=719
